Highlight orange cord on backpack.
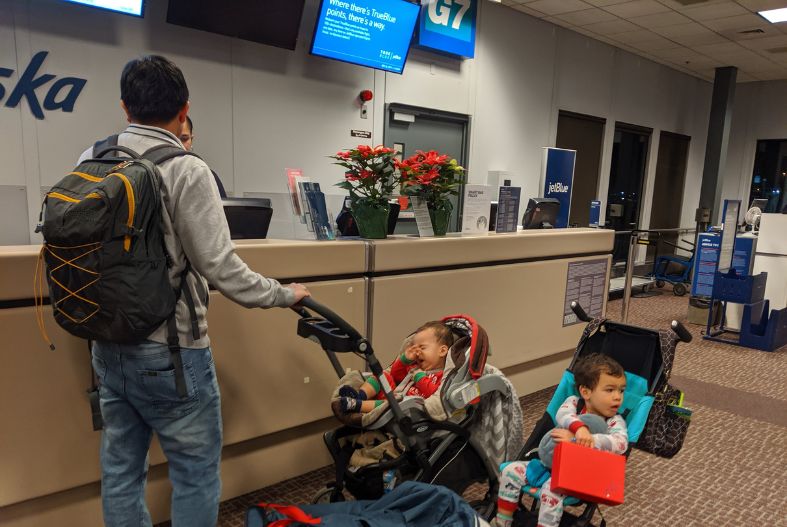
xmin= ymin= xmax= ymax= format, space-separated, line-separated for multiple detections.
xmin=34 ymin=245 xmax=55 ymax=351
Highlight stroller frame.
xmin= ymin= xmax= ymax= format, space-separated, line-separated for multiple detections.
xmin=292 ymin=298 xmax=502 ymax=519
xmin=511 ymin=302 xmax=692 ymax=527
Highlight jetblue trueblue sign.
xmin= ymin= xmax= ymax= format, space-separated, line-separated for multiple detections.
xmin=0 ymin=51 xmax=87 ymax=120
xmin=417 ymin=0 xmax=477 ymax=58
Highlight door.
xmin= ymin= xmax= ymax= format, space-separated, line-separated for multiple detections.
xmin=749 ymin=139 xmax=787 ymax=214
xmin=384 ymin=104 xmax=469 ymax=234
xmin=555 ymin=111 xmax=605 ymax=227
xmin=650 ymin=131 xmax=690 ymax=259
xmin=606 ymin=123 xmax=652 ymax=262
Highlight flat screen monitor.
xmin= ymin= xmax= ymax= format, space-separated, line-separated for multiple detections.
xmin=167 ymin=0 xmax=306 ymax=50
xmin=522 ymin=198 xmax=560 ymax=229
xmin=310 ymin=0 xmax=419 ymax=74
xmin=63 ymin=0 xmax=144 ymax=16
xmin=222 ymin=198 xmax=273 ymax=240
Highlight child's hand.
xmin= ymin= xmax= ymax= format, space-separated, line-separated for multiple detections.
xmin=574 ymin=426 xmax=594 ymax=448
xmin=404 ymin=343 xmax=419 ymax=362
xmin=550 ymin=429 xmax=575 ymax=443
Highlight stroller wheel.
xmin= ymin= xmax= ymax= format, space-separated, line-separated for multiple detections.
xmin=656 ymin=280 xmax=665 ymax=288
xmin=673 ymin=283 xmax=687 ymax=296
xmin=311 ymin=485 xmax=344 ymax=504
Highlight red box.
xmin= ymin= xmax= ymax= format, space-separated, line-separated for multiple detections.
xmin=550 ymin=442 xmax=626 ymax=506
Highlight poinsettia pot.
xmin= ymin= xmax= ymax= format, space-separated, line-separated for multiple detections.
xmin=351 ymin=200 xmax=390 ymax=239
xmin=428 ymin=200 xmax=452 ymax=236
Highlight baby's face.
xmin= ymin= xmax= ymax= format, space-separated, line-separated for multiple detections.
xmin=582 ymin=373 xmax=626 ymax=418
xmin=412 ymin=328 xmax=448 ymax=371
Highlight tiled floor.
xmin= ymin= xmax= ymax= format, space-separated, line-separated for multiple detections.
xmin=157 ymin=290 xmax=787 ymax=526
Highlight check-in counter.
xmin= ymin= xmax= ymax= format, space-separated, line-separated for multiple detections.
xmin=367 ymin=229 xmax=614 ymax=396
xmin=0 ymin=240 xmax=368 ymax=527
xmin=0 ymin=228 xmax=613 ymax=526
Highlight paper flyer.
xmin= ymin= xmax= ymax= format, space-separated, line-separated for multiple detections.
xmin=461 ymin=184 xmax=492 ymax=234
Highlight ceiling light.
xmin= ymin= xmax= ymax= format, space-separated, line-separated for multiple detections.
xmin=758 ymin=8 xmax=787 ymax=23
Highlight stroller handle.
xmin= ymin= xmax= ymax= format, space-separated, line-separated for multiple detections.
xmin=671 ymin=320 xmax=692 ymax=343
xmin=292 ymin=297 xmax=365 ymax=343
xmin=570 ymin=301 xmax=592 ymax=323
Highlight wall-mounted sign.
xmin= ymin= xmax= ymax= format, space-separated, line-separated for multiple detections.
xmin=417 ymin=0 xmax=476 ymax=58
xmin=0 ymin=51 xmax=87 ymax=120
xmin=351 ymin=129 xmax=372 ymax=138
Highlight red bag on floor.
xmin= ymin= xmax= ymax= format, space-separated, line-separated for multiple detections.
xmin=550 ymin=442 xmax=626 ymax=506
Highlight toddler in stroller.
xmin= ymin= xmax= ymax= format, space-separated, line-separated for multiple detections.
xmin=292 ymin=299 xmax=523 ymax=519
xmin=494 ymin=353 xmax=629 ymax=527
xmin=497 ymin=302 xmax=692 ymax=527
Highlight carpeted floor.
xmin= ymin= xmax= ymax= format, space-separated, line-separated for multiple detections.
xmin=157 ymin=289 xmax=787 ymax=526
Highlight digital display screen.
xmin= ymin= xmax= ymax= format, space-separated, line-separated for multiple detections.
xmin=63 ymin=0 xmax=144 ymax=17
xmin=310 ymin=0 xmax=419 ymax=74
xmin=166 ymin=0 xmax=305 ymax=51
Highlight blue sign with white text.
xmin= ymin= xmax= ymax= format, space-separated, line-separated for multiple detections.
xmin=543 ymin=148 xmax=576 ymax=229
xmin=589 ymin=200 xmax=601 ymax=227
xmin=417 ymin=0 xmax=476 ymax=58
xmin=311 ymin=0 xmax=420 ymax=74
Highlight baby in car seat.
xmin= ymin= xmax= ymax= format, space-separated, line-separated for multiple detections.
xmin=338 ymin=321 xmax=453 ymax=414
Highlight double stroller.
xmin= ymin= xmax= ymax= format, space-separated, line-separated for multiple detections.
xmin=510 ymin=302 xmax=693 ymax=527
xmin=292 ymin=298 xmax=523 ymax=520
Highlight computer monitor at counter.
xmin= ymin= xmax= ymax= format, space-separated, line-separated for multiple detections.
xmin=222 ymin=198 xmax=273 ymax=240
xmin=522 ymin=198 xmax=560 ymax=229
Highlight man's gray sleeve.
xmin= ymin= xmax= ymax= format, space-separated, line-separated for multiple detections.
xmin=170 ymin=163 xmax=295 ymax=308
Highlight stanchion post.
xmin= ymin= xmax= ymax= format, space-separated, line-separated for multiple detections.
xmin=621 ymin=232 xmax=638 ymax=323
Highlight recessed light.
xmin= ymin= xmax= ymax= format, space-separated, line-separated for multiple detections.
xmin=759 ymin=8 xmax=787 ymax=24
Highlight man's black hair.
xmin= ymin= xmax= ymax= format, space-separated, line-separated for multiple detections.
xmin=120 ymin=55 xmax=189 ymax=124
xmin=186 ymin=115 xmax=193 ymax=133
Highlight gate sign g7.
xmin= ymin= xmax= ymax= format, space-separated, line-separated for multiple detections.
xmin=417 ymin=0 xmax=477 ymax=58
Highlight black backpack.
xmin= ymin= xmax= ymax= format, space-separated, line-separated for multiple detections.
xmin=36 ymin=135 xmax=201 ymax=402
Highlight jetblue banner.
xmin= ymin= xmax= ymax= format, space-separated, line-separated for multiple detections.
xmin=417 ymin=0 xmax=476 ymax=58
xmin=542 ymin=147 xmax=576 ymax=228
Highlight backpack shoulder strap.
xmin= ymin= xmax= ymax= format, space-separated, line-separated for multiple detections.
xmin=141 ymin=144 xmax=203 ymax=166
xmin=92 ymin=134 xmax=141 ymax=160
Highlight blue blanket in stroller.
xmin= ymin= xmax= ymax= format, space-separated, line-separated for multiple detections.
xmin=246 ymin=481 xmax=487 ymax=527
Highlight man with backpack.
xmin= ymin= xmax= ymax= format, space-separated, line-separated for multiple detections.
xmin=71 ymin=55 xmax=309 ymax=526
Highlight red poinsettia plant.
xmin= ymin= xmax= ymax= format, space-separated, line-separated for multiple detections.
xmin=331 ymin=145 xmax=398 ymax=207
xmin=397 ymin=150 xmax=466 ymax=210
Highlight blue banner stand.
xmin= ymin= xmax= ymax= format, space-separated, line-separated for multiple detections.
xmin=542 ymin=147 xmax=576 ymax=228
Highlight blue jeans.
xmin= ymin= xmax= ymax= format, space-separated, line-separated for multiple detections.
xmin=92 ymin=340 xmax=223 ymax=527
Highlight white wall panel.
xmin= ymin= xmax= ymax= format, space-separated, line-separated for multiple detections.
xmin=0 ymin=7 xmax=26 ymax=187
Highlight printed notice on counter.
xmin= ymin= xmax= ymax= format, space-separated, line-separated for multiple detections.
xmin=563 ymin=259 xmax=608 ymax=326
xmin=461 ymin=184 xmax=492 ymax=234
xmin=411 ymin=196 xmax=435 ymax=237
xmin=495 ymin=186 xmax=521 ymax=233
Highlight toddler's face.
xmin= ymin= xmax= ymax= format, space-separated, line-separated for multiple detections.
xmin=581 ymin=372 xmax=626 ymax=418
xmin=412 ymin=328 xmax=448 ymax=371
